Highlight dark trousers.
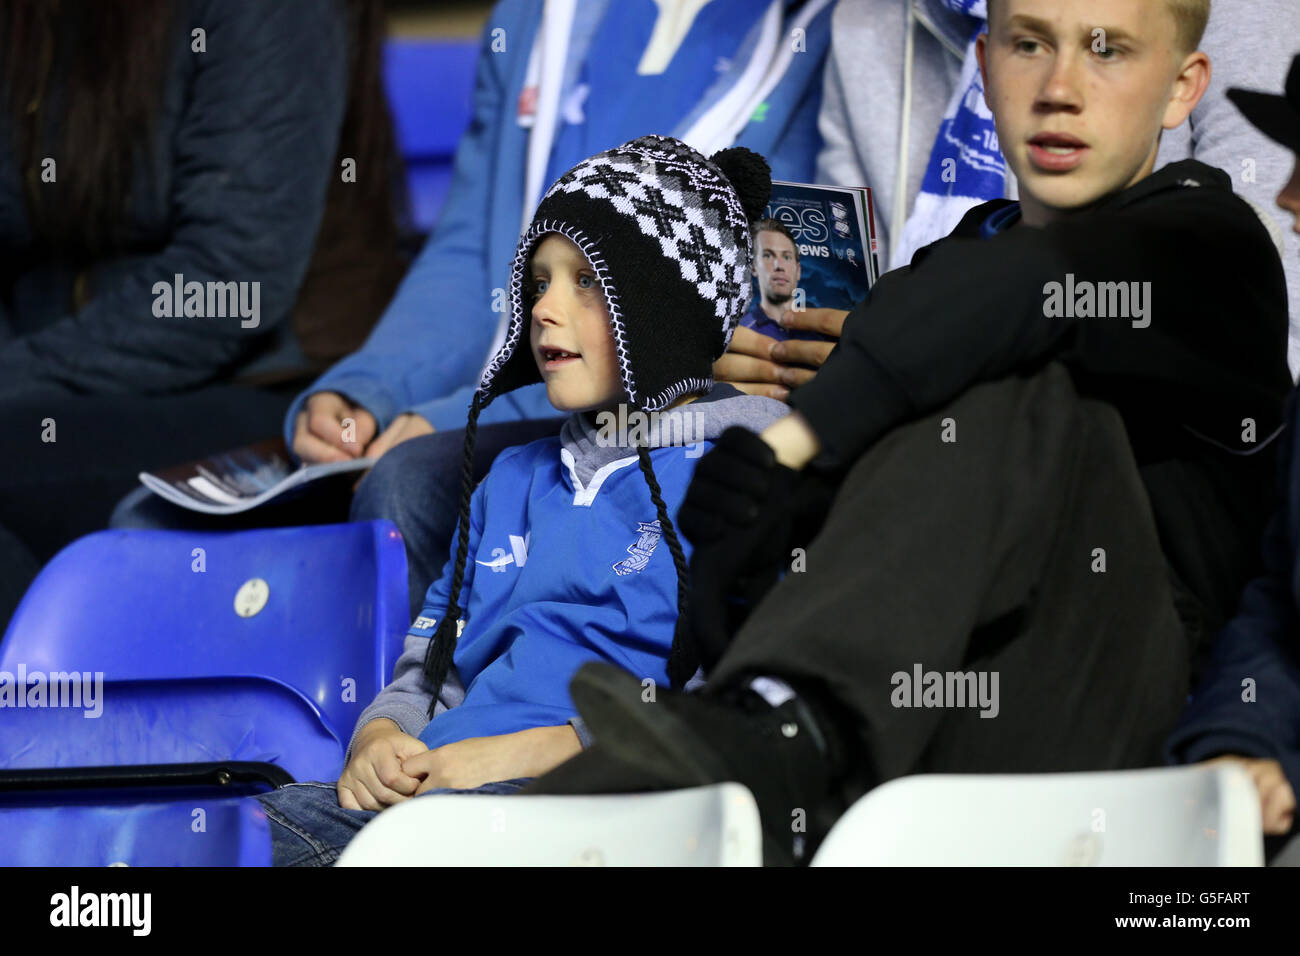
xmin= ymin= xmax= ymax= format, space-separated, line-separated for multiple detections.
xmin=2 ymin=384 xmax=298 ymax=627
xmin=712 ymin=363 xmax=1192 ymax=780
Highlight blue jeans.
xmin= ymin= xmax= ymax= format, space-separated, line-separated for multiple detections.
xmin=258 ymin=778 xmax=534 ymax=867
xmin=3 ymin=384 xmax=296 ymax=629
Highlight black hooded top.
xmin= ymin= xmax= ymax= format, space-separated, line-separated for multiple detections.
xmin=789 ymin=159 xmax=1293 ymax=645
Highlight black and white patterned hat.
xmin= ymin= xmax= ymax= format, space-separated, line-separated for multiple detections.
xmin=480 ymin=135 xmax=772 ymax=411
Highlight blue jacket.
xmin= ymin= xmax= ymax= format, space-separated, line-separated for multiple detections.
xmin=347 ymin=386 xmax=786 ymax=754
xmin=1165 ymin=391 xmax=1300 ymax=815
xmin=284 ymin=0 xmax=833 ymax=447
xmin=0 ymin=0 xmax=347 ymax=396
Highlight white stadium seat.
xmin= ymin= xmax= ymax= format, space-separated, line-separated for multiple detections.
xmin=810 ymin=765 xmax=1263 ymax=866
xmin=336 ymin=782 xmax=762 ymax=866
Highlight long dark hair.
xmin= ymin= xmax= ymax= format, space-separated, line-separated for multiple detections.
xmin=3 ymin=0 xmax=174 ymax=257
xmin=337 ymin=0 xmax=402 ymax=214
xmin=3 ymin=0 xmax=399 ymax=259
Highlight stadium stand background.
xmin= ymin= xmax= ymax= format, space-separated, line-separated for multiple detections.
xmin=386 ymin=0 xmax=492 ymax=234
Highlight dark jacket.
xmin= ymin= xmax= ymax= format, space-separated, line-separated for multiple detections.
xmin=788 ymin=159 xmax=1293 ymax=646
xmin=0 ymin=0 xmax=349 ymax=396
xmin=1165 ymin=389 xmax=1300 ymax=815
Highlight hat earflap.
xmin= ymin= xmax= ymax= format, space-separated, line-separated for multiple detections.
xmin=635 ymin=444 xmax=698 ymax=688
xmin=422 ymin=389 xmax=492 ymax=713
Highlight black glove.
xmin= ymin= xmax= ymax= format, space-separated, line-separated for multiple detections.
xmin=678 ymin=426 xmax=810 ymax=673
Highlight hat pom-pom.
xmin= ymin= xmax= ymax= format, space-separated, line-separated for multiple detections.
xmin=710 ymin=147 xmax=772 ymax=224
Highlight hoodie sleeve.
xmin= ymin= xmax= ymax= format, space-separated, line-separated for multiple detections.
xmin=0 ymin=0 xmax=347 ymax=396
xmin=1164 ymin=398 xmax=1300 ymax=805
xmin=813 ymin=0 xmax=890 ymax=256
xmin=346 ymin=478 xmax=487 ymax=761
xmin=789 ymin=179 xmax=1292 ymax=468
xmin=1162 ymin=502 xmax=1300 ymax=803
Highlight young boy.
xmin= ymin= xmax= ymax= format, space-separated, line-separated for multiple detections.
xmin=257 ymin=136 xmax=785 ymax=865
xmin=526 ymin=0 xmax=1296 ymax=864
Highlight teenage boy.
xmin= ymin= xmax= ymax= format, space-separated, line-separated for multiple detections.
xmin=525 ymin=0 xmax=1294 ymax=865
xmin=1165 ymin=53 xmax=1300 ymax=846
xmin=721 ymin=0 xmax=1300 ymax=407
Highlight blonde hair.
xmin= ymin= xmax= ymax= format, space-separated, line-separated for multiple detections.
xmin=1167 ymin=0 xmax=1210 ymax=54
xmin=985 ymin=0 xmax=1210 ymax=54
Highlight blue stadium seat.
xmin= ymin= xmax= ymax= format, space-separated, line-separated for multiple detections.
xmin=0 ymin=521 xmax=408 ymax=781
xmin=0 ymin=792 xmax=272 ymax=867
xmin=383 ymin=38 xmax=478 ymax=232
xmin=0 ymin=522 xmax=408 ymax=865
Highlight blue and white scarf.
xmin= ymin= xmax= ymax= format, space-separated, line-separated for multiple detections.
xmin=892 ymin=0 xmax=1008 ymax=268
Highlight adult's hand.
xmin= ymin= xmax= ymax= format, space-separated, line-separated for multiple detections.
xmin=714 ymin=326 xmax=790 ymax=401
xmin=363 ymin=411 xmax=435 ymax=461
xmin=768 ymin=307 xmax=850 ymax=387
xmin=1204 ymin=756 xmax=1296 ymax=835
xmin=292 ymin=391 xmax=377 ymax=463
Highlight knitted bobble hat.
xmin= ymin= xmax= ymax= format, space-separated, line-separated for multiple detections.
xmin=482 ymin=134 xmax=772 ymax=410
xmin=421 ymin=136 xmax=772 ymax=711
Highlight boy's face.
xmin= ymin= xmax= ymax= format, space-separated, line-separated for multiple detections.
xmin=978 ymin=0 xmax=1210 ymax=226
xmin=528 ymin=233 xmax=625 ymax=413
xmin=754 ymin=229 xmax=801 ymax=306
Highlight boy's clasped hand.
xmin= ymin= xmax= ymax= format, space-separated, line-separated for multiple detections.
xmin=337 ymin=718 xmax=582 ymax=811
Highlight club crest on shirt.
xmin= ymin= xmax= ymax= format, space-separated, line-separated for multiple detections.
xmin=612 ymin=520 xmax=662 ymax=576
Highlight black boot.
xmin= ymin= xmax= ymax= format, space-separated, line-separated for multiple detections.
xmin=524 ymin=661 xmax=866 ymax=865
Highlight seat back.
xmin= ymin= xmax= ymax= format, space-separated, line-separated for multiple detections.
xmin=0 ymin=522 xmax=408 ymax=784
xmin=810 ymin=766 xmax=1263 ymax=866
xmin=336 ymin=784 xmax=763 ymax=866
xmin=0 ymin=793 xmax=271 ymax=867
xmin=383 ymin=38 xmax=477 ymax=232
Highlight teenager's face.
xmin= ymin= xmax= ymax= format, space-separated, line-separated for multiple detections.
xmin=979 ymin=0 xmax=1209 ymax=225
xmin=1278 ymin=158 xmax=1300 ymax=236
xmin=753 ymin=229 xmax=801 ymax=305
xmin=528 ymin=234 xmax=624 ymax=413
